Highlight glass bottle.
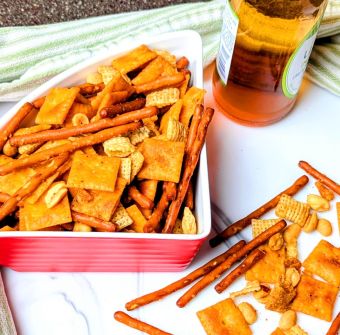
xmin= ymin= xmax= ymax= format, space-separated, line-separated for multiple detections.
xmin=212 ymin=0 xmax=328 ymax=126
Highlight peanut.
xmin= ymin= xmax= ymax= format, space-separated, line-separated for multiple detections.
xmin=44 ymin=181 xmax=67 ymax=209
xmin=316 ymin=218 xmax=332 ymax=236
xmin=72 ymin=113 xmax=89 ymax=127
xmin=307 ymin=194 xmax=330 ymax=212
xmin=73 ymin=222 xmax=92 ymax=232
xmin=238 ymin=302 xmax=257 ymax=325
xmin=302 ymin=212 xmax=318 ymax=233
xmin=284 ymin=224 xmax=301 ymax=259
xmin=279 ymin=310 xmax=297 ymax=330
xmin=268 ymin=233 xmax=284 ymax=251
xmin=3 ymin=140 xmax=17 ymax=156
xmin=285 ymin=268 xmax=300 ymax=287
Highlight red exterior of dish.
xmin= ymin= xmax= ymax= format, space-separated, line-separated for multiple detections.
xmin=0 ymin=236 xmax=206 ymax=272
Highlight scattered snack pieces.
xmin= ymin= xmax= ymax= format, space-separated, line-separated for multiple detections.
xmin=302 ymin=240 xmax=340 ymax=287
xmin=125 ymin=241 xmax=246 ymax=311
xmin=291 ymin=274 xmax=338 ymax=321
xmin=114 ymin=311 xmax=172 ymax=335
xmin=275 ymin=194 xmax=310 ymax=226
xmin=307 ymin=194 xmax=330 ymax=211
xmin=315 ymin=181 xmax=334 ymax=201
xmin=197 ymin=298 xmax=252 ymax=335
xmin=252 ymin=218 xmax=281 ymax=238
xmin=209 ymin=175 xmax=309 ymax=248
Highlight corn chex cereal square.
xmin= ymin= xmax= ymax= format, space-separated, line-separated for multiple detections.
xmin=197 ymin=298 xmax=251 ymax=335
xmin=67 ymin=151 xmax=120 ymax=192
xmin=245 ymin=245 xmax=286 ymax=284
xmin=275 ymin=194 xmax=310 ymax=226
xmin=36 ymin=87 xmax=79 ymax=125
xmin=291 ymin=274 xmax=338 ymax=321
xmin=252 ymin=218 xmax=281 ymax=238
xmin=137 ymin=138 xmax=185 ymax=183
xmin=111 ymin=203 xmax=133 ymax=230
xmin=303 ymin=240 xmax=340 ymax=287
xmin=146 ymin=88 xmax=179 ymax=108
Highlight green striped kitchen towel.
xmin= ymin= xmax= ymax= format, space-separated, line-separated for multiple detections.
xmin=0 ymin=0 xmax=339 ymax=101
xmin=0 ymin=272 xmax=17 ymax=335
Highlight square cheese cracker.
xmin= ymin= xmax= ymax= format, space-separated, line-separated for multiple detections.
xmin=302 ymin=239 xmax=340 ymax=287
xmin=67 ymin=151 xmax=120 ymax=192
xmin=291 ymin=274 xmax=338 ymax=321
xmin=245 ymin=245 xmax=286 ymax=284
xmin=71 ymin=178 xmax=126 ymax=221
xmin=197 ymin=298 xmax=251 ymax=335
xmin=137 ymin=138 xmax=185 ymax=183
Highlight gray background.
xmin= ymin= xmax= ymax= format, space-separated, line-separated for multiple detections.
xmin=0 ymin=0 xmax=202 ymax=26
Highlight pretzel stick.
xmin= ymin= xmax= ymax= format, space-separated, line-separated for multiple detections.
xmin=71 ymin=211 xmax=116 ymax=232
xmin=176 ymin=56 xmax=189 ymax=70
xmin=32 ymin=96 xmax=46 ymax=109
xmin=215 ymin=248 xmax=266 ymax=293
xmin=209 ymin=175 xmax=309 ymax=247
xmin=185 ymin=104 xmax=203 ymax=154
xmin=162 ymin=107 xmax=214 ymax=234
xmin=0 ymin=122 xmax=141 ymax=175
xmin=98 ymin=91 xmax=129 ymax=113
xmin=114 ymin=311 xmax=172 ymax=335
xmin=144 ymin=182 xmax=176 ymax=233
xmin=10 ymin=107 xmax=157 ymax=147
xmin=299 ymin=161 xmax=340 ymax=195
xmin=0 ymin=102 xmax=33 ymax=151
xmin=0 ymin=154 xmax=68 ymax=220
xmin=125 ymin=240 xmax=246 ymax=311
xmin=78 ymin=83 xmax=104 ymax=96
xmin=185 ymin=182 xmax=194 ymax=210
xmin=0 ymin=192 xmax=10 ymax=203
xmin=176 ymin=220 xmax=287 ymax=307
xmin=326 ymin=312 xmax=340 ymax=335
xmin=100 ymin=98 xmax=146 ymax=118
xmin=140 ymin=180 xmax=158 ymax=218
xmin=128 ymin=186 xmax=154 ymax=209
xmin=134 ymin=73 xmax=185 ymax=94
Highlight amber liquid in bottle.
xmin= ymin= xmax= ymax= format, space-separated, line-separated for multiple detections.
xmin=213 ymin=0 xmax=328 ymax=126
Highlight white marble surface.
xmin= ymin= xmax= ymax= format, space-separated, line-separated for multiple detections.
xmin=1 ymin=66 xmax=340 ymax=335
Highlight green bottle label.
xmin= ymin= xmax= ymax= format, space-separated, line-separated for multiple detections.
xmin=282 ymin=23 xmax=320 ymax=99
xmin=216 ymin=1 xmax=239 ymax=85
